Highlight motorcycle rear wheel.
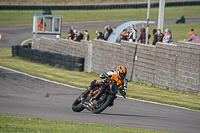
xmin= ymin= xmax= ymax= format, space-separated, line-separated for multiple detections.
xmin=72 ymin=96 xmax=85 ymax=112
xmin=93 ymin=95 xmax=113 ymax=114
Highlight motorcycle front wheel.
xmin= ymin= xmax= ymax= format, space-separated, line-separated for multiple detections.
xmin=93 ymin=95 xmax=113 ymax=114
xmin=72 ymin=95 xmax=85 ymax=112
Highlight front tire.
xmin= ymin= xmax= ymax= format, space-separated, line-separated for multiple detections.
xmin=72 ymin=96 xmax=85 ymax=112
xmin=93 ymin=95 xmax=113 ymax=114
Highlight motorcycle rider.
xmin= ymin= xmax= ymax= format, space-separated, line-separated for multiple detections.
xmin=81 ymin=66 xmax=128 ymax=104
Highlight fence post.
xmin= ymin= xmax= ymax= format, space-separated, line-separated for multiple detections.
xmin=87 ymin=41 xmax=93 ymax=73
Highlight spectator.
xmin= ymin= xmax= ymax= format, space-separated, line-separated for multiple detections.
xmin=152 ymin=29 xmax=158 ymax=45
xmin=69 ymin=29 xmax=74 ymax=40
xmin=129 ymin=25 xmax=137 ymax=42
xmin=126 ymin=32 xmax=130 ymax=41
xmin=113 ymin=27 xmax=116 ymax=31
xmin=37 ymin=19 xmax=46 ymax=31
xmin=107 ymin=25 xmax=113 ymax=36
xmin=163 ymin=32 xmax=173 ymax=44
xmin=137 ymin=28 xmax=146 ymax=44
xmin=157 ymin=29 xmax=164 ymax=42
xmin=73 ymin=30 xmax=78 ymax=41
xmin=120 ymin=29 xmax=127 ymax=40
xmin=77 ymin=31 xmax=84 ymax=42
xmin=164 ymin=28 xmax=172 ymax=38
xmin=84 ymin=30 xmax=90 ymax=41
xmin=104 ymin=27 xmax=109 ymax=41
xmin=168 ymin=30 xmax=172 ymax=39
xmin=184 ymin=29 xmax=200 ymax=43
xmin=66 ymin=32 xmax=72 ymax=40
xmin=96 ymin=30 xmax=104 ymax=40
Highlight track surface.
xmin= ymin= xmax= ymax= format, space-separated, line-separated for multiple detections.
xmin=0 ymin=17 xmax=200 ymax=48
xmin=0 ymin=67 xmax=200 ymax=133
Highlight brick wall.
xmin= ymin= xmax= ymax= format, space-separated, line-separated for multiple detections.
xmin=32 ymin=37 xmax=200 ymax=94
xmin=174 ymin=41 xmax=200 ymax=94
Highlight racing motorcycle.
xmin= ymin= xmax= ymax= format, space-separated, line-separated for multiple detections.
xmin=176 ymin=15 xmax=185 ymax=24
xmin=72 ymin=75 xmax=126 ymax=114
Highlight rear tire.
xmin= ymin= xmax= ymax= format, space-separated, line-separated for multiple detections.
xmin=93 ymin=95 xmax=113 ymax=114
xmin=72 ymin=96 xmax=85 ymax=112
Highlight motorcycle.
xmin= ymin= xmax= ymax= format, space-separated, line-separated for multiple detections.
xmin=72 ymin=75 xmax=126 ymax=114
xmin=176 ymin=15 xmax=185 ymax=24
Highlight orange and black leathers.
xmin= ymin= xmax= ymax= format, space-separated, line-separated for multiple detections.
xmin=88 ymin=74 xmax=124 ymax=100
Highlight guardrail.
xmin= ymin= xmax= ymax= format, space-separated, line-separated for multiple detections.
xmin=12 ymin=45 xmax=84 ymax=71
xmin=1 ymin=1 xmax=200 ymax=10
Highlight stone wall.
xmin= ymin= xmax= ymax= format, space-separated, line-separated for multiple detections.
xmin=32 ymin=37 xmax=200 ymax=94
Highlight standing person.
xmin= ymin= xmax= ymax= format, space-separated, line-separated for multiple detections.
xmin=120 ymin=29 xmax=127 ymax=41
xmin=69 ymin=29 xmax=74 ymax=40
xmin=129 ymin=25 xmax=137 ymax=42
xmin=163 ymin=32 xmax=173 ymax=44
xmin=73 ymin=29 xmax=78 ymax=41
xmin=137 ymin=28 xmax=146 ymax=44
xmin=77 ymin=31 xmax=84 ymax=42
xmin=37 ymin=19 xmax=46 ymax=31
xmin=157 ymin=29 xmax=164 ymax=42
xmin=96 ymin=30 xmax=104 ymax=40
xmin=79 ymin=31 xmax=84 ymax=40
xmin=152 ymin=29 xmax=158 ymax=45
xmin=126 ymin=32 xmax=130 ymax=41
xmin=104 ymin=27 xmax=109 ymax=41
xmin=84 ymin=30 xmax=90 ymax=41
xmin=107 ymin=25 xmax=113 ymax=36
xmin=66 ymin=32 xmax=72 ymax=40
xmin=184 ymin=29 xmax=200 ymax=43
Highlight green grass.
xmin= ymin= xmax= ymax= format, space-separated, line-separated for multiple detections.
xmin=0 ymin=115 xmax=175 ymax=133
xmin=0 ymin=48 xmax=200 ymax=111
xmin=0 ymin=6 xmax=200 ymax=26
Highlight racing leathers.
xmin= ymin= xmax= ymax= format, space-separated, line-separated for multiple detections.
xmin=81 ymin=70 xmax=128 ymax=102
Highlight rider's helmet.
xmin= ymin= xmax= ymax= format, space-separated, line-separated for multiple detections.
xmin=116 ymin=66 xmax=127 ymax=80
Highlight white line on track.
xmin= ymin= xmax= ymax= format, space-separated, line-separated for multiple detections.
xmin=1 ymin=65 xmax=200 ymax=113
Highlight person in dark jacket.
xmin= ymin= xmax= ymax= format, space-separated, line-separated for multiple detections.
xmin=107 ymin=25 xmax=113 ymax=36
xmin=96 ymin=30 xmax=104 ymax=40
xmin=152 ymin=29 xmax=158 ymax=45
xmin=104 ymin=27 xmax=110 ymax=41
xmin=78 ymin=31 xmax=84 ymax=41
xmin=157 ymin=29 xmax=164 ymax=42
xmin=137 ymin=28 xmax=146 ymax=44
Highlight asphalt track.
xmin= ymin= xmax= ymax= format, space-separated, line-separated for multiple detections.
xmin=0 ymin=66 xmax=200 ymax=133
xmin=0 ymin=17 xmax=200 ymax=48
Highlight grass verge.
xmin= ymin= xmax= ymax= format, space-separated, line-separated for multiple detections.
xmin=0 ymin=48 xmax=200 ymax=111
xmin=0 ymin=6 xmax=200 ymax=26
xmin=0 ymin=115 xmax=175 ymax=133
